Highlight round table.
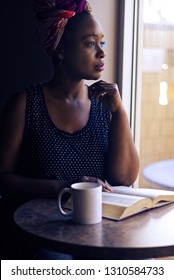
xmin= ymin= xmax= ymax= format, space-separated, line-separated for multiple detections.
xmin=143 ymin=159 xmax=174 ymax=189
xmin=14 ymin=198 xmax=174 ymax=259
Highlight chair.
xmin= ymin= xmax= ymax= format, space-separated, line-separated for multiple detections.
xmin=143 ymin=159 xmax=174 ymax=190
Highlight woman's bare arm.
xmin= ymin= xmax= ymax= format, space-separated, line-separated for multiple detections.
xmin=0 ymin=92 xmax=61 ymax=198
xmin=90 ymin=80 xmax=139 ymax=186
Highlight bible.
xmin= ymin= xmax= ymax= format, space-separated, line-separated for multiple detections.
xmin=102 ymin=186 xmax=174 ymax=220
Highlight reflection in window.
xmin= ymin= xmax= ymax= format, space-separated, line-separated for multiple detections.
xmin=159 ymin=81 xmax=168 ymax=105
xmin=144 ymin=0 xmax=174 ymax=25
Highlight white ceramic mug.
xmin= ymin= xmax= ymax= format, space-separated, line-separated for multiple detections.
xmin=57 ymin=182 xmax=102 ymax=224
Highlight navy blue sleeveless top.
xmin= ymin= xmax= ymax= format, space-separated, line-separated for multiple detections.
xmin=18 ymin=84 xmax=111 ymax=181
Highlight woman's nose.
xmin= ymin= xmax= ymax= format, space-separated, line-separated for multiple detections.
xmin=97 ymin=46 xmax=106 ymax=58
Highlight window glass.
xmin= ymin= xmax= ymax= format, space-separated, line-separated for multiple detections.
xmin=139 ymin=0 xmax=174 ymax=188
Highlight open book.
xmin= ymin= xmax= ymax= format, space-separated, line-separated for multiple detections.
xmin=64 ymin=186 xmax=174 ymax=221
xmin=102 ymin=186 xmax=174 ymax=220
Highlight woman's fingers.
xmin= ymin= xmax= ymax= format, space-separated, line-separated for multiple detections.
xmin=89 ymin=80 xmax=122 ymax=113
xmin=80 ymin=176 xmax=112 ymax=192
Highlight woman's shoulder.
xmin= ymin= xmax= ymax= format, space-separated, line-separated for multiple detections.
xmin=2 ymin=83 xmax=41 ymax=115
xmin=3 ymin=90 xmax=27 ymax=114
xmin=0 ymin=90 xmax=26 ymax=127
xmin=0 ymin=90 xmax=27 ymax=140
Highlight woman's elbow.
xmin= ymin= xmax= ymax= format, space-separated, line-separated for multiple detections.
xmin=106 ymin=163 xmax=140 ymax=186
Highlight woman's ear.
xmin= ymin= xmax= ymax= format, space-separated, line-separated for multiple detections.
xmin=56 ymin=43 xmax=65 ymax=58
xmin=57 ymin=52 xmax=64 ymax=61
xmin=52 ymin=45 xmax=64 ymax=65
xmin=52 ymin=45 xmax=67 ymax=84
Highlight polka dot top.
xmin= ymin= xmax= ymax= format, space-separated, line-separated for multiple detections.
xmin=18 ymin=84 xmax=111 ymax=182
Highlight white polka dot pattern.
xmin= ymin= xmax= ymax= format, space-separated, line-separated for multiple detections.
xmin=18 ymin=84 xmax=111 ymax=181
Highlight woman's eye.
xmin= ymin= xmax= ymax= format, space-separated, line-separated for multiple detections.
xmin=87 ymin=41 xmax=96 ymax=47
xmin=86 ymin=41 xmax=106 ymax=48
xmin=100 ymin=41 xmax=106 ymax=48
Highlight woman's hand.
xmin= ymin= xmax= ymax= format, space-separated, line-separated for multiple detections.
xmin=62 ymin=176 xmax=112 ymax=193
xmin=80 ymin=176 xmax=112 ymax=192
xmin=89 ymin=80 xmax=123 ymax=113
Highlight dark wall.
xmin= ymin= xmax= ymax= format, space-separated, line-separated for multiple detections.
xmin=1 ymin=1 xmax=53 ymax=112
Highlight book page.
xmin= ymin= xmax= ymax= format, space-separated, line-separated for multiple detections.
xmin=102 ymin=192 xmax=152 ymax=220
xmin=111 ymin=186 xmax=174 ymax=201
xmin=102 ymin=192 xmax=148 ymax=207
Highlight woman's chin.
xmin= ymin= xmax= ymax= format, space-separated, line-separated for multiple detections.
xmin=85 ymin=73 xmax=102 ymax=81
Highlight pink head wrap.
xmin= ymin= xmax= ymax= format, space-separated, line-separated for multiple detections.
xmin=33 ymin=0 xmax=92 ymax=55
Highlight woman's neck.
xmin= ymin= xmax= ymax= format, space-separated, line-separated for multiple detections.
xmin=43 ymin=76 xmax=88 ymax=101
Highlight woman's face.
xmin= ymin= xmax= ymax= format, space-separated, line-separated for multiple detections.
xmin=62 ymin=14 xmax=106 ymax=81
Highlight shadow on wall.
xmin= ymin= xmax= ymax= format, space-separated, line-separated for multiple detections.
xmin=1 ymin=0 xmax=53 ymax=112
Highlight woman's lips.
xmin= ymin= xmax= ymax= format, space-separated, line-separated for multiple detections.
xmin=94 ymin=64 xmax=105 ymax=71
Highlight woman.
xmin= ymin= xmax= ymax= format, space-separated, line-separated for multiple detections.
xmin=0 ymin=0 xmax=139 ymax=259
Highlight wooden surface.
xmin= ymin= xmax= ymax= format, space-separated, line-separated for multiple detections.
xmin=143 ymin=159 xmax=174 ymax=189
xmin=14 ymin=198 xmax=174 ymax=259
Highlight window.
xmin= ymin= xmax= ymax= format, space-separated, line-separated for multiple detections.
xmin=120 ymin=0 xmax=174 ymax=188
xmin=139 ymin=0 xmax=174 ymax=188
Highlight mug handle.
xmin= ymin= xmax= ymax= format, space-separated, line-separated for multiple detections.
xmin=57 ymin=188 xmax=72 ymax=216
